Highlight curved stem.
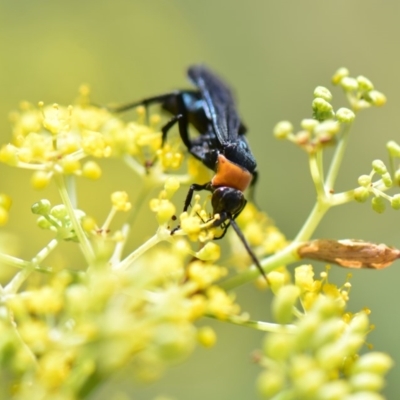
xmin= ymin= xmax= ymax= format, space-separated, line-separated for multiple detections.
xmin=325 ymin=122 xmax=353 ymax=191
xmin=206 ymin=313 xmax=297 ymax=333
xmin=4 ymin=238 xmax=59 ymax=294
xmin=293 ymin=200 xmax=330 ymax=242
xmin=54 ymin=173 xmax=94 ymax=264
xmin=309 ymin=152 xmax=325 ymax=198
xmin=113 ymin=226 xmax=171 ymax=271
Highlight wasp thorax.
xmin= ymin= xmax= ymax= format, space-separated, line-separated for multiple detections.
xmin=211 ymin=187 xmax=246 ymax=216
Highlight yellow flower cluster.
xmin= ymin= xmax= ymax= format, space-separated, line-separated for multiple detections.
xmin=257 ymin=265 xmax=392 ymax=399
xmin=0 ymin=89 xmax=185 ymax=190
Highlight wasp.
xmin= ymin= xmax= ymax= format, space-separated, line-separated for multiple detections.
xmin=113 ymin=65 xmax=266 ymax=280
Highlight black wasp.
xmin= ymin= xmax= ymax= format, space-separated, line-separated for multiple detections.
xmin=113 ymin=65 xmax=266 ymax=280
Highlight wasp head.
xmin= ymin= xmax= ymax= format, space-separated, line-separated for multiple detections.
xmin=211 ymin=186 xmax=246 ymax=217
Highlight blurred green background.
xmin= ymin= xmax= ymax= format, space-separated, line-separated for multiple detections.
xmin=1 ymin=1 xmax=399 ymax=398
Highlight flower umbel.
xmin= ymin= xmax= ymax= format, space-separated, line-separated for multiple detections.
xmin=0 ymin=68 xmax=394 ymax=400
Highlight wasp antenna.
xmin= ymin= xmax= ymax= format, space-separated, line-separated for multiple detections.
xmin=229 ymin=218 xmax=268 ymax=282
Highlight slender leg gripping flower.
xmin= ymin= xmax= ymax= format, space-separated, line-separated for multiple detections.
xmin=0 ymin=68 xmax=395 ymax=399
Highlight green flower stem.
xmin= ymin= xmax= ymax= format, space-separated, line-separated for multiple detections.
xmin=126 ymin=176 xmax=156 ymax=229
xmin=54 ymin=172 xmax=94 ymax=263
xmin=65 ymin=174 xmax=77 ymax=208
xmin=101 ymin=206 xmax=118 ymax=232
xmin=0 ymin=252 xmax=51 ymax=273
xmin=206 ymin=313 xmax=297 ymax=333
xmin=123 ymin=154 xmax=146 ymax=177
xmin=16 ymin=161 xmax=48 ymax=170
xmin=330 ymin=190 xmax=356 ymax=206
xmin=325 ymin=122 xmax=353 ymax=191
xmin=309 ymin=152 xmax=326 ymax=198
xmin=4 ymin=238 xmax=59 ymax=294
xmin=114 ymin=226 xmax=171 ymax=271
xmin=220 ymin=242 xmax=300 ymax=290
xmin=270 ymin=391 xmax=294 ymax=400
xmin=6 ymin=306 xmax=38 ymax=367
xmin=294 ymin=200 xmax=330 ymax=242
xmin=109 ymin=223 xmax=130 ymax=267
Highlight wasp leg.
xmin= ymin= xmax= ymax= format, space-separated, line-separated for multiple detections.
xmin=107 ymin=91 xmax=182 ymax=113
xmin=212 ymin=213 xmax=231 ymax=240
xmin=183 ymin=183 xmax=212 ymax=212
xmin=247 ymin=169 xmax=258 ymax=204
xmin=160 ymin=114 xmax=182 ymax=147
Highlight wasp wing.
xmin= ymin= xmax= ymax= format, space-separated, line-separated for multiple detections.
xmin=188 ymin=65 xmax=241 ymax=144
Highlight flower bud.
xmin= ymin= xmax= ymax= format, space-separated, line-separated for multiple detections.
xmin=340 ymin=77 xmax=358 ymax=92
xmin=82 ymin=160 xmax=102 ymax=179
xmin=387 ymin=140 xmax=400 ymax=157
xmin=164 ymin=177 xmax=180 ymax=198
xmin=111 ymin=191 xmax=131 ymax=212
xmin=37 ymin=216 xmax=52 ymax=229
xmin=382 ymin=172 xmax=392 ymax=188
xmin=336 ymin=107 xmax=355 ymax=123
xmin=357 ymin=76 xmax=374 ymax=91
xmin=263 ymin=332 xmax=293 ymax=361
xmin=195 ymin=242 xmax=220 ymax=262
xmin=349 ymin=372 xmax=384 ymax=392
xmin=301 ymin=118 xmax=319 ymax=131
xmin=314 ymin=86 xmax=332 ymax=102
xmin=371 ymin=196 xmax=385 ymax=214
xmin=347 ymin=312 xmax=369 ymax=334
xmin=391 ymin=194 xmax=400 ymax=210
xmin=332 ymin=67 xmax=350 ymax=85
xmin=351 ymin=352 xmax=393 ymax=375
xmin=31 ymin=199 xmax=52 ymax=215
xmin=197 ymin=326 xmax=217 ymax=348
xmin=371 ymin=160 xmax=387 ymax=175
xmin=312 ymin=98 xmax=333 ymax=115
xmin=31 ymin=170 xmax=51 ymax=189
xmin=367 ymin=90 xmax=387 ymax=107
xmin=358 ymin=175 xmax=371 ymax=187
xmin=257 ymin=369 xmax=285 ymax=397
xmin=50 ymin=204 xmax=69 ymax=219
xmin=354 ymin=187 xmax=370 ymax=203
xmin=273 ymin=121 xmax=293 ymax=139
xmin=156 ymin=200 xmax=176 ymax=225
xmin=316 ymin=380 xmax=350 ymax=400
xmin=272 ymin=285 xmax=300 ymax=324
